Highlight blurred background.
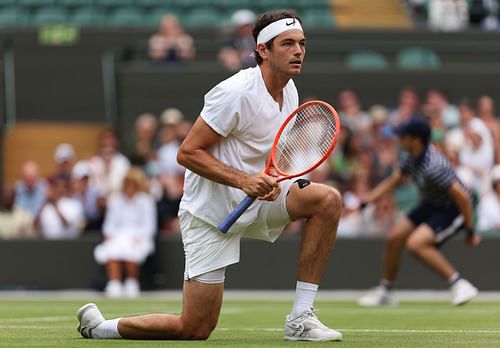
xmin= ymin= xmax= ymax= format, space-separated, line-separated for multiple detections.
xmin=0 ymin=0 xmax=499 ymax=295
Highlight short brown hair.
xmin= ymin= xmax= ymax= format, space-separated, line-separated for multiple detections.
xmin=252 ymin=9 xmax=302 ymax=65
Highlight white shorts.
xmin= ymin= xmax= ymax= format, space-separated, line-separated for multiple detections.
xmin=180 ymin=181 xmax=293 ymax=280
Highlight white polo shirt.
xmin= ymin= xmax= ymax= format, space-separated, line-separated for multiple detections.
xmin=180 ymin=66 xmax=299 ymax=231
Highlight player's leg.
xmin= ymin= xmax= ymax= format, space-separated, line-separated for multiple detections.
xmin=358 ymin=217 xmax=415 ymax=306
xmin=283 ymin=180 xmax=343 ymax=341
xmin=382 ymin=217 xmax=415 ymax=282
xmin=406 ymin=221 xmax=478 ymax=305
xmin=406 ymin=224 xmax=455 ymax=279
xmin=118 ymin=279 xmax=223 ymax=339
xmin=77 ymin=277 xmax=224 ymax=340
xmin=286 ymin=181 xmax=341 ymax=285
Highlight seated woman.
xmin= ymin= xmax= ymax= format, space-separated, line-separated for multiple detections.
xmin=94 ymin=167 xmax=157 ymax=298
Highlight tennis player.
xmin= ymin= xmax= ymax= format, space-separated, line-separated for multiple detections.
xmin=77 ymin=10 xmax=343 ymax=342
xmin=358 ymin=116 xmax=480 ymax=307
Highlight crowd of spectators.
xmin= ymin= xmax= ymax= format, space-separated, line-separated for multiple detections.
xmin=3 ymin=89 xmax=500 ymax=242
xmin=404 ymin=0 xmax=500 ymax=31
xmin=1 ymin=89 xmax=499 ymax=292
xmin=328 ymin=88 xmax=500 ymax=237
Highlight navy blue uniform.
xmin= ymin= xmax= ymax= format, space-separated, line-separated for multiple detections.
xmin=400 ymin=145 xmax=470 ymax=245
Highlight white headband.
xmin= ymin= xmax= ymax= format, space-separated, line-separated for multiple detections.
xmin=256 ymin=18 xmax=303 ymax=45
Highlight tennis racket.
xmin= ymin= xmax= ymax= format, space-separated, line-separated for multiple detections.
xmin=218 ymin=100 xmax=341 ymax=233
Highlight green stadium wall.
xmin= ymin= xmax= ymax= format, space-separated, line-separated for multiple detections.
xmin=0 ymin=236 xmax=498 ymax=291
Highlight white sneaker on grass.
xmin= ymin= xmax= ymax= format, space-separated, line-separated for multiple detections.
xmin=451 ymin=278 xmax=478 ymax=306
xmin=105 ymin=280 xmax=122 ymax=298
xmin=124 ymin=278 xmax=140 ymax=298
xmin=358 ymin=285 xmax=396 ymax=307
xmin=76 ymin=303 xmax=105 ymax=339
xmin=284 ymin=308 xmax=342 ymax=342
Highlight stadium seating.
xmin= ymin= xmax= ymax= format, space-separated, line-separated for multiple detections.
xmin=71 ymin=6 xmax=105 ymax=26
xmin=396 ymin=46 xmax=441 ymax=70
xmin=146 ymin=7 xmax=179 ymax=26
xmin=215 ymin=0 xmax=253 ymax=11
xmin=256 ymin=0 xmax=290 ymax=11
xmin=0 ymin=6 xmax=28 ymax=25
xmin=108 ymin=6 xmax=144 ymax=26
xmin=58 ymin=0 xmax=94 ymax=7
xmin=0 ymin=0 xmax=336 ymax=27
xmin=31 ymin=6 xmax=68 ymax=24
xmin=182 ymin=7 xmax=220 ymax=28
xmin=99 ymin=0 xmax=135 ymax=8
xmin=345 ymin=50 xmax=389 ymax=70
xmin=301 ymin=8 xmax=335 ymax=28
xmin=19 ymin=0 xmax=56 ymax=7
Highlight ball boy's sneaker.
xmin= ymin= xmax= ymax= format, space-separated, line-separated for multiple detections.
xmin=451 ymin=278 xmax=478 ymax=306
xmin=284 ymin=308 xmax=342 ymax=342
xmin=358 ymin=285 xmax=396 ymax=307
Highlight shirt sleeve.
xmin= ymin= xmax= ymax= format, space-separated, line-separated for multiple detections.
xmin=200 ymin=85 xmax=241 ymax=137
xmin=426 ymin=165 xmax=456 ymax=190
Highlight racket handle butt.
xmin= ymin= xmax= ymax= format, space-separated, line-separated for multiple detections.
xmin=218 ymin=196 xmax=256 ymax=233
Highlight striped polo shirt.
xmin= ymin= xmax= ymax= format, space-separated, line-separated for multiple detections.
xmin=399 ymin=145 xmax=466 ymax=207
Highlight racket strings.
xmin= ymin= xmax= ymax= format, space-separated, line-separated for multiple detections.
xmin=275 ymin=104 xmax=337 ymax=175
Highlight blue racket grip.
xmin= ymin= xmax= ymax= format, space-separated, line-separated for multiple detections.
xmin=218 ymin=196 xmax=257 ymax=233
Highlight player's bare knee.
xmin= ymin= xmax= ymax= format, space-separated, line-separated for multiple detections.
xmin=182 ymin=324 xmax=214 ymax=340
xmin=406 ymin=237 xmax=424 ymax=255
xmin=317 ymin=187 xmax=342 ymax=218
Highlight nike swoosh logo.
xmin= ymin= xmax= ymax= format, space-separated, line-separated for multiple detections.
xmin=285 ymin=19 xmax=295 ymax=26
xmin=287 ymin=323 xmax=304 ymax=333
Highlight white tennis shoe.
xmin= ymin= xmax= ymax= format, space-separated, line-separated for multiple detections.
xmin=358 ymin=285 xmax=396 ymax=307
xmin=284 ymin=308 xmax=342 ymax=342
xmin=76 ymin=303 xmax=105 ymax=339
xmin=451 ymin=278 xmax=478 ymax=306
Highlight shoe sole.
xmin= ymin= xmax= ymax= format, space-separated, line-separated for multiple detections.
xmin=284 ymin=335 xmax=343 ymax=342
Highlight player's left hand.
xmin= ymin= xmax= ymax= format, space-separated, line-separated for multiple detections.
xmin=465 ymin=234 xmax=481 ymax=247
xmin=258 ymin=185 xmax=281 ymax=201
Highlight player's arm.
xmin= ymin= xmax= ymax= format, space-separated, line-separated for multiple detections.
xmin=177 ymin=116 xmax=278 ymax=198
xmin=361 ymin=168 xmax=404 ymax=207
xmin=448 ymin=181 xmax=480 ymax=246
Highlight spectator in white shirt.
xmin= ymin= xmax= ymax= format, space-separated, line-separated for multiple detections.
xmin=94 ymin=167 xmax=157 ymax=298
xmin=36 ymin=176 xmax=85 ymax=239
xmin=457 ymin=99 xmax=494 ymax=194
xmin=428 ymin=0 xmax=469 ymax=32
xmin=89 ymin=129 xmax=130 ymax=196
xmin=477 ymin=165 xmax=500 ymax=232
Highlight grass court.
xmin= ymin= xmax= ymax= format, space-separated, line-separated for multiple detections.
xmin=0 ymin=294 xmax=499 ymax=347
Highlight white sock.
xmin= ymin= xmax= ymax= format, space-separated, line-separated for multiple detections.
xmin=91 ymin=318 xmax=122 ymax=339
xmin=448 ymin=272 xmax=460 ymax=286
xmin=291 ymin=281 xmax=319 ymax=318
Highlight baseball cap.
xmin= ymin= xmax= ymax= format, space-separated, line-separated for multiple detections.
xmin=231 ymin=9 xmax=255 ymax=27
xmin=54 ymin=143 xmax=75 ymax=163
xmin=395 ymin=117 xmax=431 ymax=144
xmin=160 ymin=107 xmax=184 ymax=126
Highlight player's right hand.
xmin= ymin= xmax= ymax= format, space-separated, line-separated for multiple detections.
xmin=241 ymin=171 xmax=278 ymax=198
xmin=465 ymin=234 xmax=481 ymax=247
